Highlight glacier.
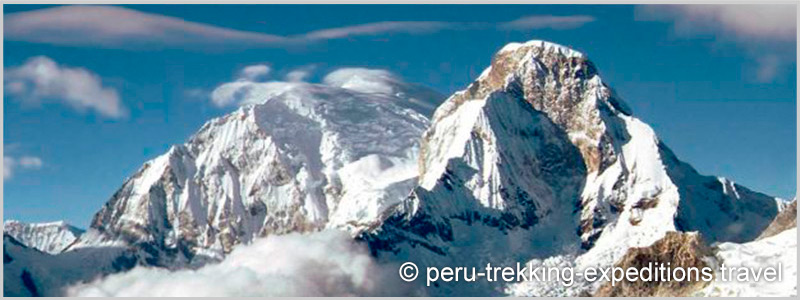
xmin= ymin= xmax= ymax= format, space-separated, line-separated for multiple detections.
xmin=3 ymin=40 xmax=793 ymax=297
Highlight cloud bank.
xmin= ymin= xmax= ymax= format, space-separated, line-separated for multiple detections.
xmin=206 ymin=64 xmax=444 ymax=117
xmin=208 ymin=64 xmax=444 ymax=115
xmin=636 ymin=5 xmax=796 ymax=82
xmin=66 ymin=230 xmax=410 ymax=297
xmin=4 ymin=56 xmax=126 ymax=119
xmin=6 ymin=6 xmax=594 ymax=50
xmin=636 ymin=5 xmax=795 ymax=42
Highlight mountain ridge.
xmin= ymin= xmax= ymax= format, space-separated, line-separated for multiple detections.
xmin=4 ymin=39 xmax=788 ymax=297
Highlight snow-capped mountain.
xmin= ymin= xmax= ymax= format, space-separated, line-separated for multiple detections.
xmin=360 ymin=40 xmax=780 ymax=295
xmin=322 ymin=68 xmax=445 ymax=117
xmin=3 ymin=233 xmax=139 ymax=297
xmin=4 ymin=39 xmax=790 ymax=297
xmin=3 ymin=220 xmax=84 ymax=254
xmin=77 ymin=82 xmax=431 ymax=265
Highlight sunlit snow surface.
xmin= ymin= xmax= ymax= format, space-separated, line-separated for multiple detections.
xmin=2 ymin=220 xmax=84 ymax=254
xmin=86 ymin=82 xmax=431 ymax=260
xmin=697 ymin=228 xmax=797 ymax=297
xmin=4 ymin=40 xmax=791 ymax=297
xmin=368 ymin=39 xmax=780 ymax=296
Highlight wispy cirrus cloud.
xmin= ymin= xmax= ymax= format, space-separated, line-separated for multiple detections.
xmin=6 ymin=6 xmax=595 ymax=51
xmin=4 ymin=6 xmax=450 ymax=50
xmin=635 ymin=5 xmax=796 ymax=82
xmin=301 ymin=21 xmax=456 ymax=40
xmin=499 ymin=15 xmax=596 ymax=30
xmin=5 ymin=6 xmax=287 ymax=49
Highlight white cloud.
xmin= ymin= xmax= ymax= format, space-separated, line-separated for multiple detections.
xmin=5 ymin=56 xmax=126 ymax=119
xmin=238 ymin=64 xmax=272 ymax=82
xmin=323 ymin=68 xmax=402 ymax=95
xmin=210 ymin=81 xmax=300 ymax=107
xmin=18 ymin=156 xmax=44 ymax=169
xmin=285 ymin=65 xmax=317 ymax=82
xmin=322 ymin=67 xmax=444 ymax=116
xmin=210 ymin=81 xmax=256 ymax=107
xmin=5 ymin=6 xmax=286 ymax=49
xmin=301 ymin=21 xmax=454 ymax=40
xmin=4 ymin=155 xmax=44 ymax=181
xmin=66 ymin=230 xmax=410 ymax=297
xmin=210 ymin=63 xmax=299 ymax=107
xmin=4 ymin=6 xmax=450 ymax=50
xmin=4 ymin=157 xmax=15 ymax=181
xmin=636 ymin=5 xmax=796 ymax=82
xmin=6 ymin=6 xmax=594 ymax=51
xmin=210 ymin=66 xmax=442 ymax=117
xmin=636 ymin=5 xmax=795 ymax=42
xmin=499 ymin=15 xmax=596 ymax=30
xmin=211 ymin=66 xmax=409 ymax=108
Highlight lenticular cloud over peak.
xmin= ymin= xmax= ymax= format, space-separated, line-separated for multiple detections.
xmin=322 ymin=68 xmax=404 ymax=95
xmin=3 ymin=4 xmax=795 ymax=298
xmin=208 ymin=66 xmax=444 ymax=116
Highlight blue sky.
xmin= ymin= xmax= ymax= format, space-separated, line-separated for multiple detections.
xmin=3 ymin=4 xmax=796 ymax=227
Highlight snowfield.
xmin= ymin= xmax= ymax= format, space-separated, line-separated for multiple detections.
xmin=4 ymin=40 xmax=794 ymax=297
xmin=697 ymin=227 xmax=797 ymax=297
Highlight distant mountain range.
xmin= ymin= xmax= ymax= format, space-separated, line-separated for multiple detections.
xmin=4 ymin=40 xmax=794 ymax=297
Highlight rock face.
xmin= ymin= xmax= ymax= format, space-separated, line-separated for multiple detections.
xmin=593 ymin=232 xmax=714 ymax=297
xmin=4 ymin=39 xmax=788 ymax=297
xmin=3 ymin=220 xmax=84 ymax=254
xmin=758 ymin=200 xmax=797 ymax=240
xmin=83 ymin=83 xmax=431 ymax=265
xmin=361 ymin=40 xmax=779 ymax=295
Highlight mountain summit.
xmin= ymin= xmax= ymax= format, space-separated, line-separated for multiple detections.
xmin=4 ymin=40 xmax=786 ymax=297
xmin=361 ymin=40 xmax=779 ymax=295
xmin=83 ymin=82 xmax=433 ymax=265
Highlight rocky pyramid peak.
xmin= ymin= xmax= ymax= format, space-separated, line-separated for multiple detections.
xmin=426 ymin=40 xmax=631 ymax=181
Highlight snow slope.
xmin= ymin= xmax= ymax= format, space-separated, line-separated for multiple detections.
xmin=323 ymin=68 xmax=444 ymax=117
xmin=3 ymin=39 xmax=788 ymax=297
xmin=81 ymin=82 xmax=431 ymax=266
xmin=362 ymin=40 xmax=780 ymax=296
xmin=696 ymin=227 xmax=797 ymax=297
xmin=3 ymin=220 xmax=84 ymax=254
xmin=3 ymin=234 xmax=139 ymax=297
